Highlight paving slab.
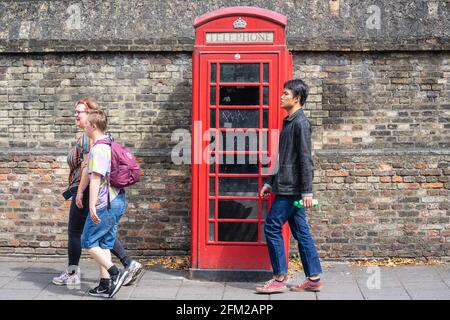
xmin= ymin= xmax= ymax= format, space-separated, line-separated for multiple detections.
xmin=433 ymin=265 xmax=450 ymax=281
xmin=394 ymin=266 xmax=443 ymax=282
xmin=363 ymin=293 xmax=412 ymax=300
xmin=130 ymin=286 xmax=179 ymax=299
xmin=222 ymin=292 xmax=271 ymax=300
xmin=404 ymin=279 xmax=448 ymax=288
xmin=316 ymin=280 xmax=364 ymax=300
xmin=176 ymin=293 xmax=224 ymax=300
xmin=318 ymin=272 xmax=356 ymax=284
xmin=0 ymin=267 xmax=27 ymax=277
xmin=0 ymin=277 xmax=13 ymax=288
xmin=269 ymin=291 xmax=317 ymax=300
xmin=36 ymin=289 xmax=85 ymax=300
xmin=0 ymin=289 xmax=42 ymax=300
xmin=177 ymin=282 xmax=225 ymax=300
xmin=356 ymin=275 xmax=404 ymax=292
xmin=443 ymin=278 xmax=450 ymax=288
xmin=40 ymin=282 xmax=89 ymax=294
xmin=2 ymin=278 xmax=50 ymax=290
xmin=317 ymin=281 xmax=360 ymax=292
xmin=135 ymin=278 xmax=183 ymax=288
xmin=405 ymin=289 xmax=450 ymax=300
xmin=111 ymin=285 xmax=135 ymax=300
xmin=316 ymin=292 xmax=365 ymax=300
xmin=359 ymin=285 xmax=411 ymax=300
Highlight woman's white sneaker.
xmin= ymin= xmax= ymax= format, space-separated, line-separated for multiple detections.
xmin=52 ymin=270 xmax=81 ymax=286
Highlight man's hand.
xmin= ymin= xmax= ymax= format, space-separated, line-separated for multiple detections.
xmin=260 ymin=185 xmax=272 ymax=198
xmin=89 ymin=206 xmax=101 ymax=224
xmin=302 ymin=195 xmax=313 ymax=209
xmin=75 ymin=192 xmax=84 ymax=209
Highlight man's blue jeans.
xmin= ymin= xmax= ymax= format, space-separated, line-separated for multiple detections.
xmin=264 ymin=195 xmax=322 ymax=278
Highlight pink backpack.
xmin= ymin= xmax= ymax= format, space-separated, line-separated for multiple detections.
xmin=94 ymin=139 xmax=140 ymax=188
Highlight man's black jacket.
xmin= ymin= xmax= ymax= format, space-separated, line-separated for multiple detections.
xmin=265 ymin=108 xmax=314 ymax=196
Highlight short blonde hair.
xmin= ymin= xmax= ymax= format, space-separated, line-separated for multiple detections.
xmin=87 ymin=109 xmax=107 ymax=133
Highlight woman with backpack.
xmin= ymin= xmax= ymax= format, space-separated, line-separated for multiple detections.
xmin=53 ymin=98 xmax=143 ymax=288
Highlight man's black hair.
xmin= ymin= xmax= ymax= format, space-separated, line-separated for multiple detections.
xmin=283 ymin=79 xmax=309 ymax=106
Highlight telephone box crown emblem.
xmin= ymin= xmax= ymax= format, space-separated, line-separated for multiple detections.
xmin=233 ymin=17 xmax=247 ymax=29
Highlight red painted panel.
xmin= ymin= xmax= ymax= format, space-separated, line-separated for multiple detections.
xmin=192 ymin=7 xmax=292 ymax=270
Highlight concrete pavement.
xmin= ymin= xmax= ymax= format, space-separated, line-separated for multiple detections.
xmin=0 ymin=257 xmax=448 ymax=300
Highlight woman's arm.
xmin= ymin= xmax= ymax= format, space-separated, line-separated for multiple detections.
xmin=75 ymin=154 xmax=90 ymax=208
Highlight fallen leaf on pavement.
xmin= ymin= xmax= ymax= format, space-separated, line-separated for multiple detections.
xmin=350 ymin=258 xmax=446 ymax=267
xmin=146 ymin=256 xmax=191 ymax=270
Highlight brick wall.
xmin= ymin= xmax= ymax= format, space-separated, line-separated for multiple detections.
xmin=0 ymin=53 xmax=192 ymax=149
xmin=295 ymin=52 xmax=449 ymax=259
xmin=311 ymin=153 xmax=449 ymax=259
xmin=0 ymin=51 xmax=448 ymax=259
xmin=0 ymin=53 xmax=193 ymax=257
xmin=296 ymin=52 xmax=449 ymax=150
xmin=0 ymin=152 xmax=191 ymax=257
xmin=1 ymin=52 xmax=447 ymax=149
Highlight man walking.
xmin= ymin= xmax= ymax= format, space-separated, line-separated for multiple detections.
xmin=256 ymin=79 xmax=323 ymax=293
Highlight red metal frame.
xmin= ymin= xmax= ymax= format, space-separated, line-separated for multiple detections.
xmin=192 ymin=7 xmax=292 ymax=270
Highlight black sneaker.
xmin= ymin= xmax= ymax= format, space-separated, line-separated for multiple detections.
xmin=88 ymin=284 xmax=110 ymax=298
xmin=108 ymin=269 xmax=129 ymax=298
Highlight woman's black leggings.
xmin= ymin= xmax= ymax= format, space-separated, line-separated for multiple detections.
xmin=67 ymin=187 xmax=132 ymax=268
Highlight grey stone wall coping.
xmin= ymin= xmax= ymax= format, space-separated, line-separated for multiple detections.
xmin=0 ymin=0 xmax=449 ymax=53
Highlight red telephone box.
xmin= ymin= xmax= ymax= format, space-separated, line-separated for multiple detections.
xmin=191 ymin=7 xmax=292 ymax=271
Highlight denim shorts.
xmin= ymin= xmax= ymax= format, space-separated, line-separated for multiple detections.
xmin=81 ymin=192 xmax=126 ymax=250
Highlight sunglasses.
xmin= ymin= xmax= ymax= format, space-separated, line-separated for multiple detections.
xmin=75 ymin=99 xmax=94 ymax=109
xmin=74 ymin=98 xmax=94 ymax=117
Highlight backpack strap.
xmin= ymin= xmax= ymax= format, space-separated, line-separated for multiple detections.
xmin=93 ymin=139 xmax=111 ymax=147
xmin=106 ymin=173 xmax=111 ymax=210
